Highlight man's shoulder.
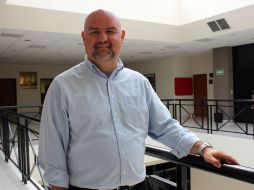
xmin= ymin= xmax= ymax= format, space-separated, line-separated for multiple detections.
xmin=55 ymin=62 xmax=85 ymax=81
xmin=123 ymin=67 xmax=147 ymax=80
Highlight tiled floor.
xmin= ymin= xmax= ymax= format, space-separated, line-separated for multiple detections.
xmin=0 ymin=152 xmax=37 ymax=190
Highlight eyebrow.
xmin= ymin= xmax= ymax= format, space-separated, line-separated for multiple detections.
xmin=88 ymin=27 xmax=100 ymax=31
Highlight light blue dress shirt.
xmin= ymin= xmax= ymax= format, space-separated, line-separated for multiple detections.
xmin=38 ymin=58 xmax=199 ymax=189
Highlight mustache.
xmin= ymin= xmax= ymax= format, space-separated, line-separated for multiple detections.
xmin=94 ymin=41 xmax=112 ymax=48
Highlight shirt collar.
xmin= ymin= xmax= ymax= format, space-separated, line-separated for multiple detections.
xmin=84 ymin=57 xmax=124 ymax=79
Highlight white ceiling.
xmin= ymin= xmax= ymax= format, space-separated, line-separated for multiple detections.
xmin=0 ymin=3 xmax=254 ymax=65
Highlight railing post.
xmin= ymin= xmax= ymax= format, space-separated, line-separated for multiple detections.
xmin=175 ymin=100 xmax=178 ymax=120
xmin=246 ymin=103 xmax=249 ymax=135
xmin=171 ymin=100 xmax=175 ymax=119
xmin=25 ymin=119 xmax=30 ymax=181
xmin=201 ymin=100 xmax=204 ymax=129
xmin=21 ymin=124 xmax=26 ymax=183
xmin=179 ymin=100 xmax=182 ymax=124
xmin=176 ymin=165 xmax=189 ymax=190
xmin=252 ymin=103 xmax=254 ymax=140
xmin=17 ymin=118 xmax=27 ymax=183
xmin=215 ymin=100 xmax=219 ymax=131
xmin=209 ymin=105 xmax=213 ymax=134
xmin=206 ymin=101 xmax=210 ymax=134
xmin=17 ymin=118 xmax=22 ymax=173
xmin=2 ymin=117 xmax=10 ymax=162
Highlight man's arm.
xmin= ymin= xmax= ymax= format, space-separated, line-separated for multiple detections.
xmin=38 ymin=79 xmax=70 ymax=188
xmin=190 ymin=141 xmax=239 ymax=168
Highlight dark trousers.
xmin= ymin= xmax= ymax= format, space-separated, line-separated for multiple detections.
xmin=69 ymin=178 xmax=151 ymax=190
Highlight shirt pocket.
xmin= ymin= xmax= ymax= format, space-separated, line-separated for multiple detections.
xmin=124 ymin=95 xmax=148 ymax=125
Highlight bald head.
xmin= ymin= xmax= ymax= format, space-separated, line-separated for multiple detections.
xmin=84 ymin=9 xmax=122 ymax=31
xmin=81 ymin=9 xmax=125 ymax=72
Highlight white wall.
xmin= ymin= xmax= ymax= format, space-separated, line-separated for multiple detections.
xmin=0 ymin=52 xmax=214 ymax=107
xmin=171 ymin=56 xmax=193 ymax=99
xmin=0 ymin=64 xmax=73 ymax=105
xmin=0 ymin=0 xmax=7 ymax=6
xmin=127 ymin=52 xmax=214 ymax=99
xmin=126 ymin=57 xmax=174 ymax=99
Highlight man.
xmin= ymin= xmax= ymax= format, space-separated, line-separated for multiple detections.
xmin=38 ymin=9 xmax=239 ymax=190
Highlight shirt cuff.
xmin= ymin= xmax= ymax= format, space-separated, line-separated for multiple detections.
xmin=171 ymin=134 xmax=200 ymax=158
xmin=44 ymin=166 xmax=69 ymax=188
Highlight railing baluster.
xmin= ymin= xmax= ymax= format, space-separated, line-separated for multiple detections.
xmin=25 ymin=119 xmax=30 ymax=181
xmin=176 ymin=165 xmax=189 ymax=190
xmin=2 ymin=117 xmax=10 ymax=162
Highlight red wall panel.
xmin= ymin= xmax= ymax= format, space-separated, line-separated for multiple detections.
xmin=174 ymin=77 xmax=193 ymax=96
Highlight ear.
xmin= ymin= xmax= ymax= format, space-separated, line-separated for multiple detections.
xmin=121 ymin=30 xmax=126 ymax=40
xmin=81 ymin=31 xmax=85 ymax=42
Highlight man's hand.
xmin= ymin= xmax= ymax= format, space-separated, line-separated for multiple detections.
xmin=190 ymin=141 xmax=239 ymax=168
xmin=202 ymin=147 xmax=239 ymax=168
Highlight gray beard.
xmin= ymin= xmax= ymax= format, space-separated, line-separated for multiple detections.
xmin=92 ymin=50 xmax=115 ymax=62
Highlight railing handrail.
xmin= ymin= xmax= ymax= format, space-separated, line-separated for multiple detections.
xmin=0 ymin=107 xmax=41 ymax=122
xmin=161 ymin=98 xmax=254 ymax=103
xmin=145 ymin=145 xmax=254 ymax=184
xmin=0 ymin=105 xmax=42 ymax=109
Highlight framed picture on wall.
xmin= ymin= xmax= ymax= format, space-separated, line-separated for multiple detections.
xmin=19 ymin=72 xmax=37 ymax=89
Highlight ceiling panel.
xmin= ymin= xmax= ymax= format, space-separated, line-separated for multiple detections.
xmin=0 ymin=37 xmax=18 ymax=54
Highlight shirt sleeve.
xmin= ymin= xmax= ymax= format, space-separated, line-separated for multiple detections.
xmin=145 ymin=79 xmax=200 ymax=158
xmin=38 ymin=79 xmax=70 ymax=188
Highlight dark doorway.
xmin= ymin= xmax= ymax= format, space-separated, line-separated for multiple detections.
xmin=193 ymin=74 xmax=207 ymax=117
xmin=144 ymin=74 xmax=156 ymax=92
xmin=233 ymin=43 xmax=254 ymax=123
xmin=40 ymin=78 xmax=53 ymax=104
xmin=0 ymin=79 xmax=17 ymax=107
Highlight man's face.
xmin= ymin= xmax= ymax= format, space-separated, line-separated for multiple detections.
xmin=82 ymin=11 xmax=125 ymax=64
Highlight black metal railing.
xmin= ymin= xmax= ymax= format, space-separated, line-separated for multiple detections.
xmin=161 ymin=99 xmax=254 ymax=139
xmin=0 ymin=106 xmax=47 ymax=190
xmin=1 ymin=103 xmax=254 ymax=190
xmin=145 ymin=145 xmax=254 ymax=189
